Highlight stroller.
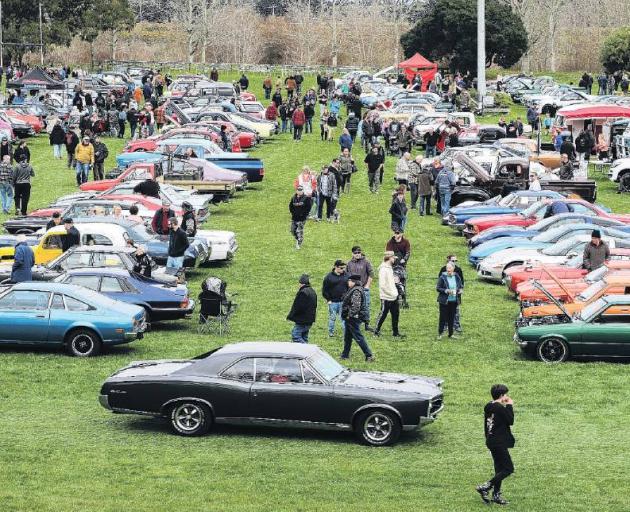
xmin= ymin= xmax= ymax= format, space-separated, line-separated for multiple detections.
xmin=197 ymin=277 xmax=237 ymax=335
xmin=392 ymin=262 xmax=409 ymax=309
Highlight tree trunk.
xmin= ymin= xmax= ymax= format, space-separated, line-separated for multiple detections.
xmin=111 ymin=29 xmax=118 ymax=62
xmin=548 ymin=12 xmax=556 ymax=72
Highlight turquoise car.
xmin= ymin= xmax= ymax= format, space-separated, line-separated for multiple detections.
xmin=0 ymin=282 xmax=147 ymax=357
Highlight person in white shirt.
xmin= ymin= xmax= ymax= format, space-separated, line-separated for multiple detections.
xmin=374 ymin=251 xmax=405 ymax=338
xmin=528 ymin=173 xmax=542 ymax=191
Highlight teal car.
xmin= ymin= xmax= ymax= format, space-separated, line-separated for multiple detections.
xmin=0 ymin=282 xmax=147 ymax=357
xmin=514 ymin=295 xmax=630 ymax=363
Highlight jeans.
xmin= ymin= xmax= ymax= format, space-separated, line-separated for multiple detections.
xmin=118 ymin=120 xmax=126 ymax=138
xmin=53 ymin=144 xmax=62 ymax=158
xmin=130 ymin=123 xmax=137 ymax=139
xmin=305 ymin=117 xmax=313 ymax=133
xmin=14 ymin=183 xmax=30 ymax=215
xmin=264 ymin=87 xmax=271 ymax=100
xmin=0 ymin=183 xmax=13 ymax=213
xmin=93 ymin=162 xmax=104 ymax=181
xmin=318 ymin=194 xmax=333 ymax=219
xmin=75 ymin=162 xmax=90 ymax=185
xmin=166 ymin=256 xmax=185 ymax=269
xmin=439 ymin=301 xmax=458 ymax=337
xmin=293 ymin=125 xmax=303 ymax=140
xmin=425 ymin=145 xmax=437 ymax=158
xmin=342 ymin=318 xmax=373 ymax=358
xmin=375 ymin=299 xmax=400 ymax=335
xmin=291 ymin=323 xmax=311 ymax=343
xmin=420 ymin=194 xmax=432 ymax=215
xmin=409 ymin=183 xmax=418 ymax=208
xmin=362 ymin=288 xmax=371 ymax=326
xmin=281 ymin=119 xmax=288 ymax=133
xmin=438 ymin=189 xmax=451 ymax=215
xmin=368 ymin=172 xmax=378 ymax=192
xmin=328 ymin=302 xmax=345 ymax=335
xmin=454 ymin=304 xmax=462 ymax=331
xmin=488 ymin=447 xmax=514 ymax=494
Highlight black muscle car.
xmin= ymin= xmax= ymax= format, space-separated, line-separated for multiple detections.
xmin=99 ymin=342 xmax=444 ymax=446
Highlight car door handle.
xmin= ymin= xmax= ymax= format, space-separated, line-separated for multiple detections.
xmin=35 ymin=314 xmax=46 ymax=318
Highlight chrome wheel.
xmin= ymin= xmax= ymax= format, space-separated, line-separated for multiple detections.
xmin=174 ymin=404 xmax=203 ymax=432
xmin=364 ymin=412 xmax=393 ymax=443
xmin=67 ymin=329 xmax=101 ymax=357
xmin=537 ymin=338 xmax=569 ymax=363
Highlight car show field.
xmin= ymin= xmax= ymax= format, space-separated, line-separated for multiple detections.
xmin=0 ymin=71 xmax=629 ymax=512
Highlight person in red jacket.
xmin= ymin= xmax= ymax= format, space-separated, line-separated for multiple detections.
xmin=265 ymin=103 xmax=277 ymax=121
xmin=292 ymin=105 xmax=306 ymax=142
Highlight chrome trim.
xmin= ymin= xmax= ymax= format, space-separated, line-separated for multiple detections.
xmin=110 ymin=407 xmax=157 ymax=416
xmin=160 ymin=397 xmax=214 ymax=416
xmin=352 ymin=403 xmax=403 ymax=425
xmin=214 ymin=417 xmax=352 ymax=431
xmin=98 ymin=394 xmax=111 ymax=410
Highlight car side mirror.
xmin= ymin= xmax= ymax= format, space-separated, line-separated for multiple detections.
xmin=567 ymin=252 xmax=578 ymax=259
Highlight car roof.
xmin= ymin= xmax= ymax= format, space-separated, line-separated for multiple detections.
xmin=515 ymin=190 xmax=560 ymax=197
xmin=71 ymin=217 xmax=137 ymax=227
xmin=214 ymin=341 xmax=320 ymax=358
xmin=67 ymin=245 xmax=135 ymax=254
xmin=10 ymin=282 xmax=91 ymax=294
xmin=64 ymin=267 xmax=132 ymax=277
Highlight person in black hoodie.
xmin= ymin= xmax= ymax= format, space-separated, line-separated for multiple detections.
xmin=181 ymin=202 xmax=197 ymax=237
xmin=49 ymin=121 xmax=66 ymax=159
xmin=389 ymin=188 xmax=408 ymax=232
xmin=289 ymin=186 xmax=312 ymax=249
xmin=64 ymin=130 xmax=79 ymax=169
xmin=476 ymin=384 xmax=515 ymax=506
xmin=13 ymin=141 xmax=30 ymax=164
xmin=167 ymin=217 xmax=189 ymax=270
xmin=322 ymin=260 xmax=348 ymax=337
xmin=286 ymin=274 xmax=317 ymax=344
xmin=92 ymin=136 xmax=108 ymax=181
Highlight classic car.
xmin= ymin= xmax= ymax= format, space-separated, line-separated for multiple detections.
xmin=528 ymin=89 xmax=591 ymax=115
xmin=0 ymin=111 xmax=35 ymax=137
xmin=99 ymin=342 xmax=444 ymax=446
xmin=237 ymin=101 xmax=265 ymax=119
xmin=0 ymin=282 xmax=146 ymax=357
xmin=495 ymin=139 xmax=562 ymax=169
xmin=514 ymin=295 xmax=630 ymax=362
xmin=503 ymin=248 xmax=630 ymax=292
xmin=445 ymin=190 xmax=562 ymax=229
xmin=0 ymin=107 xmax=44 ymax=133
xmin=0 ymin=245 xmax=179 ymax=285
xmin=467 ymin=213 xmax=627 ymax=249
xmin=191 ymin=110 xmax=277 ymax=138
xmin=55 ymin=268 xmax=194 ymax=323
xmin=519 ymin=274 xmax=630 ymax=322
xmin=458 ymin=125 xmax=506 ymax=146
xmin=124 ymin=128 xmax=241 ymax=153
xmin=468 ymin=223 xmax=630 ymax=266
xmin=516 ymin=266 xmax=630 ymax=305
xmin=410 ymin=112 xmax=450 ymax=140
xmin=477 ymin=235 xmax=628 ymax=282
xmin=462 ymin=198 xmax=630 ymax=239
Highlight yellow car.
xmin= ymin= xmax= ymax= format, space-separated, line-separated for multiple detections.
xmin=0 ymin=227 xmax=67 ymax=265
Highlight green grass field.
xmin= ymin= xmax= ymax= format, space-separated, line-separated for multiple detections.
xmin=0 ymin=79 xmax=628 ymax=512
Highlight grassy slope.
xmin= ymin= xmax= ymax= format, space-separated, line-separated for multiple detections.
xmin=0 ymin=76 xmax=628 ymax=512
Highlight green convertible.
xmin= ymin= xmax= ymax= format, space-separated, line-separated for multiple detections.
xmin=514 ymin=295 xmax=630 ymax=363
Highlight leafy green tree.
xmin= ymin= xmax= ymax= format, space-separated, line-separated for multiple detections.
xmin=400 ymin=0 xmax=528 ymax=74
xmin=600 ymin=26 xmax=630 ymax=73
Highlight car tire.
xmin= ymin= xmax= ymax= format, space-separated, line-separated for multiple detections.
xmin=354 ymin=409 xmax=401 ymax=447
xmin=537 ymin=337 xmax=569 ymax=363
xmin=170 ymin=401 xmax=212 ymax=436
xmin=66 ymin=328 xmax=102 ymax=357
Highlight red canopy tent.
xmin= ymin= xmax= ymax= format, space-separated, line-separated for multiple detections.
xmin=398 ymin=53 xmax=437 ymax=92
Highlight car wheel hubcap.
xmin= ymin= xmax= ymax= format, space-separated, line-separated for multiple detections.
xmin=364 ymin=413 xmax=392 ymax=442
xmin=174 ymin=404 xmax=202 ymax=431
xmin=541 ymin=340 xmax=564 ymax=362
xmin=73 ymin=335 xmax=93 ymax=354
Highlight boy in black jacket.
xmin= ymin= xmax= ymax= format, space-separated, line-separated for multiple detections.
xmin=476 ymin=384 xmax=515 ymax=506
xmin=289 ymin=186 xmax=312 ymax=250
xmin=287 ymin=274 xmax=317 ymax=343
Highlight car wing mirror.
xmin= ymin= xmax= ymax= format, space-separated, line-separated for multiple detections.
xmin=567 ymin=252 xmax=578 ymax=259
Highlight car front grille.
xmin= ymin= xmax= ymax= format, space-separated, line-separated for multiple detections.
xmin=429 ymin=396 xmax=444 ymax=418
xmin=448 ymin=214 xmax=456 ymax=225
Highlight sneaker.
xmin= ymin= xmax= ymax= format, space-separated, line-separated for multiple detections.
xmin=437 ymin=334 xmax=443 ymax=340
xmin=295 ymin=241 xmax=301 ymax=250
xmin=328 ymin=332 xmax=335 ymax=338
xmin=492 ymin=493 xmax=509 ymax=506
xmin=392 ymin=333 xmax=406 ymax=339
xmin=365 ymin=355 xmax=375 ymax=362
xmin=475 ymin=484 xmax=492 ymax=504
xmin=372 ymin=330 xmax=381 ymax=337
xmin=340 ymin=354 xmax=349 ymax=360
xmin=365 ymin=325 xmax=374 ymax=333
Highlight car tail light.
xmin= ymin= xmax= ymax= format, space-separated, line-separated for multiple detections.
xmin=259 ymin=168 xmax=265 ymax=176
xmin=180 ymin=297 xmax=190 ymax=309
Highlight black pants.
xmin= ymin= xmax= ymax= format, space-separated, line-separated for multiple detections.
xmin=434 ymin=190 xmax=441 ymax=215
xmin=341 ymin=173 xmax=351 ymax=193
xmin=14 ymin=183 xmax=30 ymax=215
xmin=293 ymin=126 xmax=303 ymax=140
xmin=118 ymin=120 xmax=125 ymax=138
xmin=438 ymin=301 xmax=458 ymax=336
xmin=409 ymin=183 xmax=418 ymax=209
xmin=368 ymin=172 xmax=378 ymax=192
xmin=318 ymin=194 xmax=333 ymax=219
xmin=488 ymin=446 xmax=514 ymax=493
xmin=375 ymin=299 xmax=400 ymax=335
xmin=93 ymin=162 xmax=104 ymax=181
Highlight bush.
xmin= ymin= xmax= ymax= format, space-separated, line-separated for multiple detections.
xmin=600 ymin=26 xmax=630 ymax=73
xmin=493 ymin=92 xmax=513 ymax=108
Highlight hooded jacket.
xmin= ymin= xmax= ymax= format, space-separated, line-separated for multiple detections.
xmin=11 ymin=242 xmax=34 ymax=283
xmin=12 ymin=161 xmax=35 ymax=185
xmin=289 ymin=193 xmax=312 ymax=222
xmin=49 ymin=125 xmax=66 ymax=145
xmin=378 ymin=262 xmax=398 ymax=301
xmin=287 ymin=284 xmax=317 ymax=325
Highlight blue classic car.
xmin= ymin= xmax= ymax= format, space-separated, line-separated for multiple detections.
xmin=55 ymin=268 xmax=194 ymax=323
xmin=116 ymin=138 xmax=265 ymax=183
xmin=0 ymin=282 xmax=146 ymax=356
xmin=445 ymin=190 xmax=563 ymax=229
xmin=468 ymin=223 xmax=630 ymax=265
xmin=467 ymin=213 xmax=628 ymax=249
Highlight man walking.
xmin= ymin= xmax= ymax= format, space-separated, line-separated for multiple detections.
xmin=322 ymin=260 xmax=348 ymax=337
xmin=12 ymin=156 xmax=34 ymax=216
xmin=292 ymin=105 xmax=306 ymax=141
xmin=11 ymin=234 xmax=34 ymax=283
xmin=435 ymin=161 xmax=457 ymax=215
xmin=583 ymin=230 xmax=610 ymax=271
xmin=374 ymin=251 xmax=404 ymax=338
xmin=476 ymin=384 xmax=515 ymax=506
xmin=439 ymin=255 xmax=464 ymax=333
xmin=92 ymin=136 xmax=109 ymax=181
xmin=316 ymin=165 xmax=338 ymax=222
xmin=346 ymin=246 xmax=374 ymax=332
xmin=340 ymin=275 xmax=374 ymax=362
xmin=417 ymin=158 xmax=433 ymax=216
xmin=395 ymin=152 xmax=411 ymax=187
xmin=74 ymin=136 xmax=94 ymax=186
xmin=289 ymin=186 xmax=312 ymax=250
xmin=167 ymin=217 xmax=189 ymax=270
xmin=287 ymin=274 xmax=318 ymax=343
xmin=424 ymin=128 xmax=439 ymax=158
xmin=0 ymin=154 xmax=14 ymax=214
xmin=364 ymin=144 xmax=384 ymax=193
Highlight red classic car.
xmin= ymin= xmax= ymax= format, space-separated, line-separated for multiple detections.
xmin=124 ymin=128 xmax=241 ymax=153
xmin=201 ymin=121 xmax=256 ymax=149
xmin=463 ymin=199 xmax=630 ymax=239
xmin=80 ymin=163 xmax=156 ymax=192
xmin=504 ymin=248 xmax=630 ymax=292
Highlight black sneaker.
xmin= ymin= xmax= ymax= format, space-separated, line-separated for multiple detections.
xmin=492 ymin=493 xmax=509 ymax=505
xmin=475 ymin=484 xmax=492 ymax=504
xmin=392 ymin=333 xmax=406 ymax=339
xmin=340 ymin=354 xmax=349 ymax=360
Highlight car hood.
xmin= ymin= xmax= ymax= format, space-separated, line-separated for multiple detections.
xmin=482 ymin=247 xmax=548 ymax=267
xmin=454 ymin=206 xmax=515 ymax=216
xmin=472 ymin=239 xmax=546 ymax=257
xmin=107 ymin=359 xmax=193 ymax=381
xmin=338 ymin=370 xmax=443 ymax=396
xmin=468 ymin=213 xmax=523 ymax=226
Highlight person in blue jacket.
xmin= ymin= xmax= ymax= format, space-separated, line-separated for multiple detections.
xmin=11 ymin=234 xmax=34 ymax=283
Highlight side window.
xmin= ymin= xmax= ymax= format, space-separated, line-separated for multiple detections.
xmin=221 ymin=358 xmax=254 ymax=382
xmin=43 ymin=234 xmax=64 ymax=250
xmin=100 ymin=277 xmax=124 ymax=293
xmin=255 ymin=358 xmax=303 ymax=384
xmin=301 ymin=362 xmax=323 ymax=385
xmin=64 ymin=296 xmax=92 ymax=312
xmin=569 ymin=204 xmax=595 ymax=215
xmin=0 ymin=290 xmax=50 ymax=310
xmin=51 ymin=293 xmax=65 ymax=310
xmin=65 ymin=275 xmax=100 ymax=291
xmin=92 ymin=253 xmax=124 ymax=267
xmin=83 ymin=234 xmax=113 ymax=246
xmin=62 ymin=252 xmax=92 ymax=269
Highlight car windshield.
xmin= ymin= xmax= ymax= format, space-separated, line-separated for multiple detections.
xmin=579 ymin=297 xmax=608 ymax=321
xmin=126 ymin=224 xmax=153 ymax=243
xmin=307 ymin=351 xmax=344 ymax=381
xmin=520 ymin=202 xmax=544 ymax=218
xmin=577 ymin=279 xmax=607 ymax=302
xmin=542 ymin=238 xmax=582 ymax=256
xmin=532 ymin=226 xmax=574 ymax=243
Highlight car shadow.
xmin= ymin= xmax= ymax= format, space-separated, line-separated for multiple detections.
xmin=119 ymin=416 xmax=428 ymax=446
xmin=0 ymin=343 xmax=140 ymax=358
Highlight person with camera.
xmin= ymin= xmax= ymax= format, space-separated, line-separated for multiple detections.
xmin=476 ymin=384 xmax=515 ymax=506
xmin=436 ymin=262 xmax=462 ymax=339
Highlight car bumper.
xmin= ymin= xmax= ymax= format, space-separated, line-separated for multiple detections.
xmin=477 ymin=264 xmax=504 ymax=282
xmin=152 ymin=299 xmax=196 ymax=320
xmin=209 ymin=242 xmax=238 ymax=261
xmin=513 ymin=332 xmax=531 ymax=352
xmin=124 ymin=330 xmax=144 ymax=341
xmin=99 ymin=394 xmax=111 ymax=410
xmin=462 ymin=227 xmax=477 ymax=239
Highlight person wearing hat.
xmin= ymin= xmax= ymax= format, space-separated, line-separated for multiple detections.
xmin=287 ymin=274 xmax=318 ymax=344
xmin=436 ymin=262 xmax=463 ymax=339
xmin=364 ymin=144 xmax=384 ymax=193
xmin=389 ymin=187 xmax=408 ymax=232
xmin=386 ymin=229 xmax=411 ymax=265
xmin=0 ymin=136 xmax=13 ymax=164
xmin=10 ymin=234 xmax=34 ymax=283
xmin=341 ymin=275 xmax=374 ymax=362
xmin=288 ymin=185 xmax=312 ymax=249
xmin=583 ymin=230 xmax=610 ymax=271
xmin=151 ymin=199 xmax=175 ymax=236
xmin=74 ymin=135 xmax=94 ymax=186
xmin=167 ymin=217 xmax=189 ymax=269
xmin=61 ymin=219 xmax=80 ymax=252
xmin=374 ymin=251 xmax=405 ymax=338
xmin=322 ymin=260 xmax=349 ymax=337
